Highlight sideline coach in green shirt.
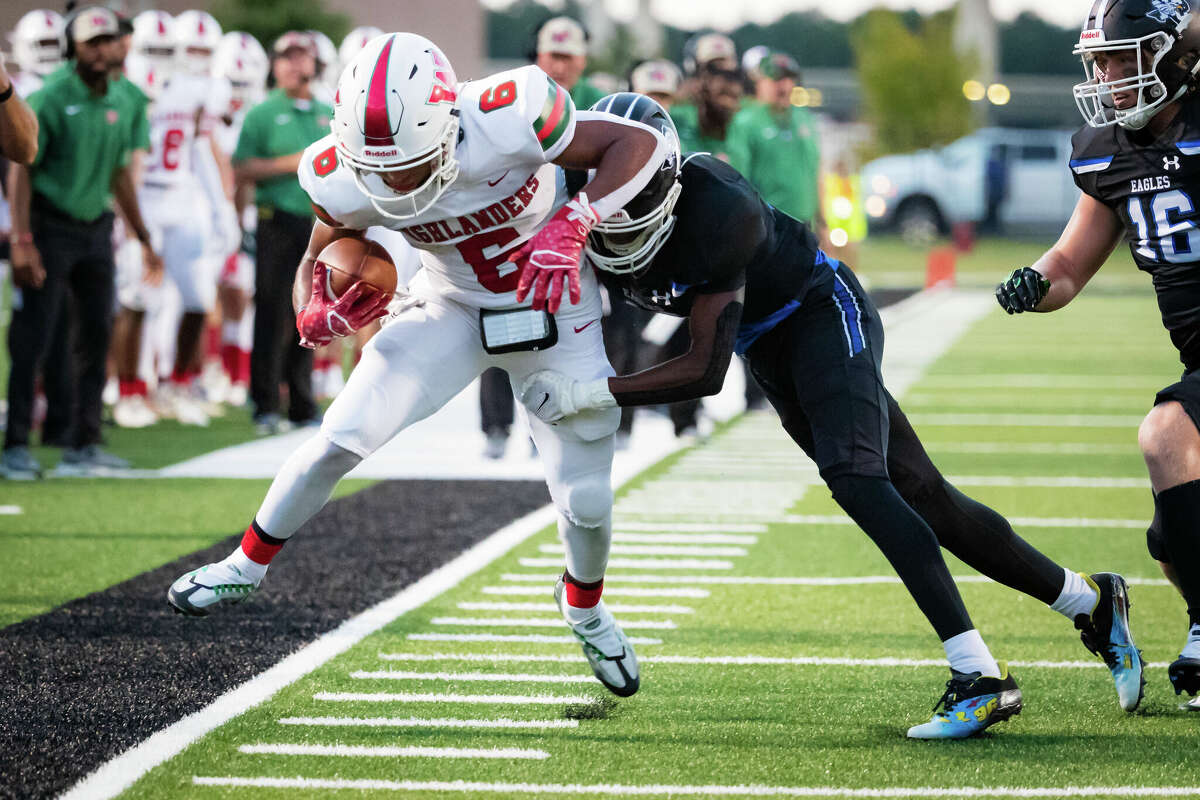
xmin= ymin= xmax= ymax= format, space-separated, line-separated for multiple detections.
xmin=234 ymin=31 xmax=330 ymax=431
xmin=3 ymin=7 xmax=162 ymax=480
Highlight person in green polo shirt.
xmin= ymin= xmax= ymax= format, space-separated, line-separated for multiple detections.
xmin=2 ymin=6 xmax=163 ymax=480
xmin=671 ymin=33 xmax=742 ymax=161
xmin=233 ymin=30 xmax=331 ymax=433
xmin=727 ymin=50 xmax=823 ymax=229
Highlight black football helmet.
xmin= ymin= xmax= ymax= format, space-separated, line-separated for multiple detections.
xmin=585 ymin=92 xmax=682 ymax=275
xmin=1074 ymin=0 xmax=1200 ymax=129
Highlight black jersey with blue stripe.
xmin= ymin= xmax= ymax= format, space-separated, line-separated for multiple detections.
xmin=601 ymin=153 xmax=827 ymax=348
xmin=1070 ymin=96 xmax=1200 ymax=368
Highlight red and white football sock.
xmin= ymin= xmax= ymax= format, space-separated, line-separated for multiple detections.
xmin=222 ymin=520 xmax=285 ymax=583
xmin=563 ymin=571 xmax=604 ymax=608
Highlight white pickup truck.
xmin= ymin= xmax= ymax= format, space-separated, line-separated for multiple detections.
xmin=861 ymin=127 xmax=1080 ymax=241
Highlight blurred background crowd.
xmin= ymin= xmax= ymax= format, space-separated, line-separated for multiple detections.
xmin=0 ymin=0 xmax=1087 ymax=476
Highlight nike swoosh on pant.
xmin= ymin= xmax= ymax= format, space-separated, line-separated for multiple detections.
xmin=574 ymin=319 xmax=599 ymax=334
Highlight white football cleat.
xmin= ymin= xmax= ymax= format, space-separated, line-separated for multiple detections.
xmin=113 ymin=394 xmax=159 ymax=428
xmin=555 ymin=579 xmax=640 ymax=697
xmin=168 ymin=561 xmax=260 ymax=616
xmin=159 ymin=383 xmax=211 ymax=427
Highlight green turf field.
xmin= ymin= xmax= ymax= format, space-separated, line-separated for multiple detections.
xmin=103 ymin=293 xmax=1198 ymax=799
xmin=0 ymin=478 xmax=373 ymax=628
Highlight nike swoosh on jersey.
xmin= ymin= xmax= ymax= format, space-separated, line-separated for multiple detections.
xmin=573 ymin=319 xmax=599 ymax=334
xmin=487 ymin=170 xmax=511 ymax=187
xmin=65 ymin=105 xmax=82 ymax=115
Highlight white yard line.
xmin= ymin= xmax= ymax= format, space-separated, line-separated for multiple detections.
xmin=784 ymin=514 xmax=1149 ymax=530
xmin=539 ymin=543 xmax=749 ymax=557
xmin=908 ymin=413 xmax=1143 ymax=428
xmin=407 ymin=633 xmax=665 ymax=644
xmin=312 ymin=691 xmax=591 ymax=704
xmin=350 ymin=670 xmax=597 ymax=683
xmin=501 ymin=573 xmax=1172 ymax=587
xmin=519 ymin=557 xmax=735 ymax=570
xmin=482 ymin=586 xmax=711 ymax=598
xmin=946 ymin=475 xmax=1150 ymax=489
xmin=192 ymin=776 xmax=1200 ymax=796
xmin=614 ymin=522 xmax=769 ymax=532
xmin=921 ymin=374 xmax=1165 ymax=389
xmin=925 ymin=442 xmax=1137 ymax=455
xmin=613 ymin=533 xmax=759 ymax=545
xmin=429 ymin=616 xmax=677 ymax=630
xmin=277 ymin=715 xmax=579 ymax=729
xmin=55 ymin=503 xmax=558 ymax=800
xmin=0 ymin=505 xmax=22 ymax=515
xmin=238 ymin=743 xmax=548 ymax=760
xmin=371 ymin=652 xmax=1173 ymax=669
xmin=457 ymin=601 xmax=693 ymax=614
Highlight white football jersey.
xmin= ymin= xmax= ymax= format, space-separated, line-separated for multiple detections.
xmin=142 ymin=73 xmax=226 ymax=191
xmin=299 ymin=65 xmax=585 ymax=310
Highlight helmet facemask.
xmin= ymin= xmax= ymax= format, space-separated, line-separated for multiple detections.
xmin=1074 ymin=31 xmax=1182 ymax=129
xmin=586 ymin=178 xmax=682 ymax=275
xmin=340 ymin=112 xmax=460 ymax=220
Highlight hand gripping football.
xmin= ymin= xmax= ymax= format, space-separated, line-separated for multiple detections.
xmin=316 ymin=237 xmax=398 ymax=299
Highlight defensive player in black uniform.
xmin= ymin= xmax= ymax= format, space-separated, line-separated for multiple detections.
xmin=519 ymin=93 xmax=1144 ymax=738
xmin=996 ymin=0 xmax=1200 ymax=709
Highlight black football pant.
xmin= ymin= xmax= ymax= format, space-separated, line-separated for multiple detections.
xmin=5 ymin=209 xmax=114 ymax=451
xmin=251 ymin=208 xmax=316 ymax=423
xmin=747 ymin=264 xmax=1064 ymax=641
xmin=479 ymin=367 xmax=514 ymax=436
xmin=602 ymin=295 xmax=650 ymax=435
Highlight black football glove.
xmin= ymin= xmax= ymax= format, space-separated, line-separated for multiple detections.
xmin=996 ymin=267 xmax=1050 ymax=314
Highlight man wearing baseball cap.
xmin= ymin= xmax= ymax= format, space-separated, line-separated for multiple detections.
xmin=670 ymin=32 xmax=742 ymax=162
xmin=3 ymin=6 xmax=163 ymax=478
xmin=535 ymin=17 xmax=605 ymax=113
xmin=728 ymin=50 xmax=823 ymax=229
xmin=629 ymin=59 xmax=682 ymax=109
xmin=233 ymin=31 xmax=331 ymax=433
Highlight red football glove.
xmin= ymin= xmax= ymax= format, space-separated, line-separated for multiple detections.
xmin=510 ymin=193 xmax=599 ymax=313
xmin=296 ymin=261 xmax=392 ymax=349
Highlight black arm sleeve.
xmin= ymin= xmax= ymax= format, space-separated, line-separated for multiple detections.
xmin=610 ymin=294 xmax=743 ymax=407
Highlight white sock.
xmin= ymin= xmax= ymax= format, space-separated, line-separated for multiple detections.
xmin=943 ymin=629 xmax=1001 ymax=678
xmin=1182 ymin=624 xmax=1200 ymax=660
xmin=1049 ymin=568 xmax=1098 ymax=621
xmin=221 ymin=547 xmax=268 ymax=584
xmin=559 ymin=514 xmax=611 ymax=587
xmin=221 ymin=319 xmax=240 ymax=344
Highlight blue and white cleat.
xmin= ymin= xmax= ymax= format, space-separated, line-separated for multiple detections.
xmin=168 ymin=561 xmax=259 ymax=616
xmin=907 ymin=662 xmax=1022 ymax=740
xmin=1076 ymin=572 xmax=1144 ymax=712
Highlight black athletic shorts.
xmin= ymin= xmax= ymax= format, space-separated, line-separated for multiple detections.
xmin=743 ymin=263 xmax=889 ymax=481
xmin=1146 ymin=368 xmax=1200 ymax=560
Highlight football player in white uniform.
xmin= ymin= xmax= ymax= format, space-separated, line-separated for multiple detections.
xmin=124 ymin=10 xmax=234 ymax=426
xmin=212 ymin=31 xmax=269 ymax=406
xmin=10 ymin=9 xmax=64 ymax=96
xmin=337 ymin=26 xmax=383 ymax=80
xmin=169 ymin=33 xmax=668 ymax=697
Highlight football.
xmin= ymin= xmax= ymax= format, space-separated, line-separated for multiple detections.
xmin=316 ymin=237 xmax=398 ymax=299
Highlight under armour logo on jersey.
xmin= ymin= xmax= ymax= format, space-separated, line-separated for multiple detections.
xmin=1165 ymin=155 xmax=1182 ymax=171
xmin=1147 ymin=0 xmax=1187 ymax=24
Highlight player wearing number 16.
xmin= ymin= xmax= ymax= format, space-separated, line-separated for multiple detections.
xmin=997 ymin=0 xmax=1200 ymax=706
xmin=167 ymin=32 xmax=668 ymax=698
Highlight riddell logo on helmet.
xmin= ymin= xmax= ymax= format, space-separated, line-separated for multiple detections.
xmin=1079 ymin=29 xmax=1104 ymax=43
xmin=364 ymin=147 xmax=399 ymax=157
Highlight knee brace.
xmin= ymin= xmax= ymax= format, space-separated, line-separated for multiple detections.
xmin=563 ymin=475 xmax=613 ymax=529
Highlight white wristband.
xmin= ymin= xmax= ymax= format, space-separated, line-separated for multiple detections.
xmin=572 ymin=378 xmax=617 ymax=412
